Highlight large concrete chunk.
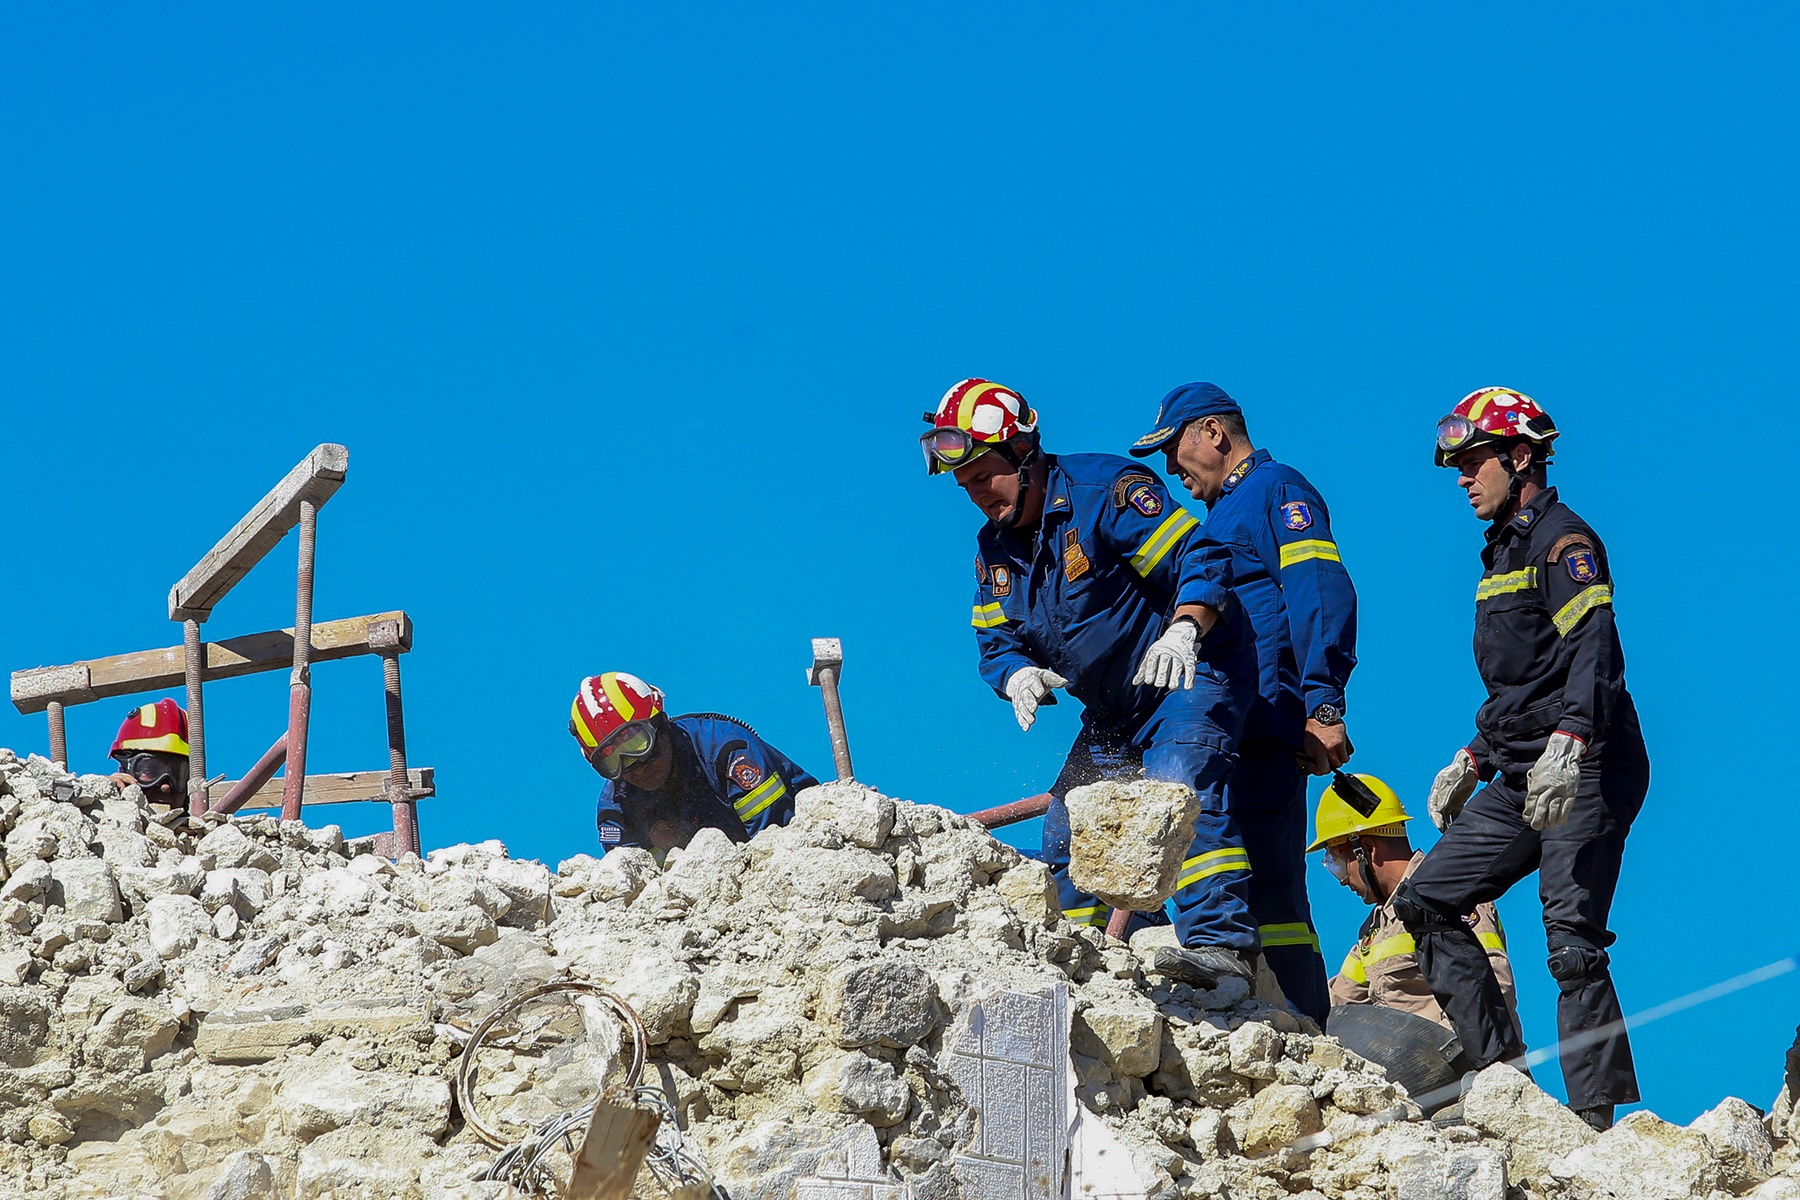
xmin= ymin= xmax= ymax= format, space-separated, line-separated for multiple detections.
xmin=1550 ymin=1110 xmax=1719 ymax=1200
xmin=1463 ymin=1062 xmax=1596 ymax=1186
xmin=822 ymin=959 xmax=939 ymax=1049
xmin=1064 ymin=779 xmax=1200 ymax=910
xmin=276 ymin=1059 xmax=451 ymax=1141
xmin=1690 ymin=1096 xmax=1774 ymax=1193
xmin=47 ymin=859 xmax=122 ymax=922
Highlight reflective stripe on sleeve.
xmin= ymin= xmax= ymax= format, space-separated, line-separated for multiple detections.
xmin=1552 ymin=584 xmax=1613 ymax=636
xmin=1259 ymin=922 xmax=1320 ymax=951
xmin=1476 ymin=567 xmax=1537 ymax=601
xmin=971 ymin=602 xmax=1008 ymax=629
xmin=1342 ymin=950 xmax=1368 ymax=985
xmin=1478 ymin=931 xmax=1507 ymax=954
xmin=1129 ymin=509 xmax=1200 ymax=576
xmin=735 ymin=775 xmax=787 ymax=820
xmin=1362 ymin=932 xmax=1418 ymax=968
xmin=1176 ymin=846 xmax=1251 ymax=889
xmin=1278 ymin=539 xmax=1341 ymax=570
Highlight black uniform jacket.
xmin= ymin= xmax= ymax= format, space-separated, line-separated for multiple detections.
xmin=1466 ymin=487 xmax=1639 ymax=780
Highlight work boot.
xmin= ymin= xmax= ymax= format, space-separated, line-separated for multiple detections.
xmin=1152 ymin=945 xmax=1255 ymax=989
xmin=1573 ymin=1104 xmax=1614 ymax=1132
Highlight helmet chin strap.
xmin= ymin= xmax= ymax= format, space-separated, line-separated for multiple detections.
xmin=1491 ymin=440 xmax=1532 ymax=528
xmin=1350 ymin=835 xmax=1388 ymax=906
xmin=994 ymin=437 xmax=1042 ymax=531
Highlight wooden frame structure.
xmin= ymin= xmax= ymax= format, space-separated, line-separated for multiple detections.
xmin=9 ymin=445 xmax=428 ymax=856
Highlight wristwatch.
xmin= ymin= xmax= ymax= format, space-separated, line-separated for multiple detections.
xmin=1309 ymin=703 xmax=1343 ymax=727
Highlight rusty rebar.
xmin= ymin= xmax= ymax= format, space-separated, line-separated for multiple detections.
xmin=46 ymin=702 xmax=67 ymax=771
xmin=213 ymin=733 xmax=289 ymax=816
xmin=183 ymin=618 xmax=208 ymax=815
xmin=968 ymin=793 xmax=1053 ymax=829
xmin=281 ymin=499 xmax=317 ymax=821
xmin=1105 ymin=908 xmax=1132 ymax=941
xmin=381 ymin=647 xmax=419 ymax=856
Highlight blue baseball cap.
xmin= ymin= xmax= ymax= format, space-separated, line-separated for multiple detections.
xmin=1128 ymin=382 xmax=1242 ymax=457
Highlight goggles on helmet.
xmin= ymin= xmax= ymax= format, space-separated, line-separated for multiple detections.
xmin=919 ymin=426 xmax=995 ymax=473
xmin=583 ymin=719 xmax=659 ymax=781
xmin=122 ymin=751 xmax=185 ymax=794
xmin=1435 ymin=415 xmax=1480 ymax=458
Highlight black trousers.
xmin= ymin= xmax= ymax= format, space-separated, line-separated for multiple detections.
xmin=1397 ymin=728 xmax=1649 ymax=1109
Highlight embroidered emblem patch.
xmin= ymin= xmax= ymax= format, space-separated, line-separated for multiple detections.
xmin=1063 ymin=531 xmax=1091 ymax=582
xmin=975 ymin=557 xmax=988 ymax=585
xmin=1511 ymin=509 xmax=1535 ymax=531
xmin=1133 ymin=425 xmax=1175 ymax=448
xmin=729 ymin=753 xmax=764 ymax=791
xmin=1280 ymin=501 xmax=1313 ymax=531
xmin=991 ymin=565 xmax=1012 ymax=597
xmin=1127 ymin=484 xmax=1163 ymax=517
xmin=1565 ymin=550 xmax=1599 ymax=583
xmin=1112 ymin=472 xmax=1157 ymax=508
xmin=1225 ymin=459 xmax=1253 ymax=486
xmin=598 ymin=821 xmax=624 ymax=846
xmin=1547 ymin=534 xmax=1590 ymax=564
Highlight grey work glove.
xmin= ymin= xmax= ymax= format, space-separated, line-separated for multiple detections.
xmin=1524 ymin=732 xmax=1585 ymax=831
xmin=1131 ymin=619 xmax=1199 ymax=691
xmin=1004 ymin=667 xmax=1068 ymax=732
xmin=1427 ymin=749 xmax=1479 ymax=832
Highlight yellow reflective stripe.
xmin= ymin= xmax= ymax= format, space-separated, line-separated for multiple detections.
xmin=1177 ymin=848 xmax=1251 ymax=889
xmin=1259 ymin=922 xmax=1320 ymax=951
xmin=1342 ymin=950 xmax=1368 ymax=985
xmin=1278 ymin=539 xmax=1341 ymax=570
xmin=1063 ymin=905 xmax=1107 ymax=927
xmin=971 ymin=602 xmax=1008 ymax=629
xmin=139 ymin=703 xmax=159 ymax=728
xmin=601 ymin=673 xmax=638 ymax=722
xmin=1553 ymin=584 xmax=1613 ymax=636
xmin=735 ymin=774 xmax=787 ymax=820
xmin=1129 ymin=509 xmax=1200 ymax=576
xmin=571 ymin=697 xmax=599 ymax=748
xmin=1476 ymin=568 xmax=1537 ymax=601
xmin=1478 ymin=931 xmax=1507 ymax=954
xmin=955 ymin=381 xmax=1009 ymax=431
xmin=1363 ymin=932 xmax=1418 ymax=968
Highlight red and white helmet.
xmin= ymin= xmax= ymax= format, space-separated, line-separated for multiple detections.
xmin=1434 ymin=387 xmax=1559 ymax=467
xmin=110 ymin=698 xmax=191 ymax=762
xmin=570 ymin=672 xmax=665 ymax=752
xmin=920 ymin=379 xmax=1038 ymax=475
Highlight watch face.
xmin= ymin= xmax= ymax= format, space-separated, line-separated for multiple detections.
xmin=1311 ymin=705 xmax=1343 ymax=726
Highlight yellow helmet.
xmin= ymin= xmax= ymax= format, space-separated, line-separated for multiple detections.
xmin=1307 ymin=774 xmax=1411 ymax=852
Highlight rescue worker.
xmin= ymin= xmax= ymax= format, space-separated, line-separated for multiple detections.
xmin=1130 ymin=383 xmax=1357 ymax=1025
xmin=569 ymin=671 xmax=819 ymax=856
xmin=1311 ymin=773 xmax=1519 ymax=1036
xmin=1394 ymin=388 xmax=1650 ymax=1131
xmin=106 ymin=699 xmax=191 ymax=805
xmin=924 ymin=378 xmax=1261 ymax=987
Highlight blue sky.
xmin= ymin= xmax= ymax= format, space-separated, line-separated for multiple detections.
xmin=4 ymin=4 xmax=1795 ymax=1122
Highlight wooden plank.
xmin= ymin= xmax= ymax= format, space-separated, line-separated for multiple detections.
xmin=211 ymin=768 xmax=433 ymax=810
xmin=168 ymin=443 xmax=349 ymax=621
xmin=566 ymin=1089 xmax=661 ymax=1200
xmin=11 ymin=611 xmax=411 ymax=713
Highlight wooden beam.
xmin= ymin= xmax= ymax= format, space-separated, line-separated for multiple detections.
xmin=211 ymin=768 xmax=433 ymax=810
xmin=11 ymin=611 xmax=411 ymax=714
xmin=169 ymin=444 xmax=350 ymax=621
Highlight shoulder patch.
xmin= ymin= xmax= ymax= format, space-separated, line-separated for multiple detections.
xmin=1126 ymin=483 xmax=1163 ymax=517
xmin=598 ymin=820 xmax=624 ymax=846
xmin=1546 ymin=534 xmax=1593 ymax=564
xmin=1565 ymin=550 xmax=1600 ymax=584
xmin=1112 ymin=472 xmax=1158 ymax=508
xmin=990 ymin=565 xmax=1012 ymax=597
xmin=728 ymin=752 xmax=764 ymax=792
xmin=1279 ymin=501 xmax=1313 ymax=532
xmin=1510 ymin=509 xmax=1536 ymax=532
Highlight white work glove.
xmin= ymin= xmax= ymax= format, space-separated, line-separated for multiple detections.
xmin=1427 ymin=749 xmax=1479 ymax=832
xmin=1132 ymin=619 xmax=1199 ymax=691
xmin=1004 ymin=667 xmax=1068 ymax=732
xmin=1524 ymin=732 xmax=1585 ymax=831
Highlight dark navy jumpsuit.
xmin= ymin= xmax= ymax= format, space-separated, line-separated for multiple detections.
xmin=972 ymin=453 xmax=1260 ymax=952
xmin=1393 ymin=487 xmax=1649 ymax=1110
xmin=1197 ymin=449 xmax=1358 ymax=1025
xmin=595 ymin=714 xmax=818 ymax=856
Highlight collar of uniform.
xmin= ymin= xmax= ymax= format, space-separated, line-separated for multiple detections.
xmin=1218 ymin=449 xmax=1270 ymax=499
xmin=1487 ymin=485 xmax=1559 ymax=546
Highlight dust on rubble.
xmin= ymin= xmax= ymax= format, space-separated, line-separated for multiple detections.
xmin=0 ymin=752 xmax=1793 ymax=1200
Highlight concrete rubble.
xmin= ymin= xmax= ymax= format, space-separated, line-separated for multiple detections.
xmin=0 ymin=749 xmax=1789 ymax=1199
xmin=1065 ymin=781 xmax=1200 ymax=912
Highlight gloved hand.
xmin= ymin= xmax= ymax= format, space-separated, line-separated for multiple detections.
xmin=1131 ymin=619 xmax=1198 ymax=691
xmin=1524 ymin=732 xmax=1585 ymax=831
xmin=1004 ymin=667 xmax=1068 ymax=732
xmin=1427 ymin=749 xmax=1479 ymax=831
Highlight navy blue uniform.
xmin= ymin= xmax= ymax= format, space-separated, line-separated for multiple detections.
xmin=1394 ymin=487 xmax=1648 ymax=1110
xmin=972 ymin=453 xmax=1259 ymax=951
xmin=595 ymin=714 xmax=817 ymax=855
xmin=1198 ymin=449 xmax=1358 ymax=1024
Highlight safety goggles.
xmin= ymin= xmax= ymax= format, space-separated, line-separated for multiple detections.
xmin=121 ymin=751 xmax=185 ymax=793
xmin=919 ymin=426 xmax=993 ymax=472
xmin=1319 ymin=839 xmax=1359 ymax=882
xmin=1435 ymin=415 xmax=1479 ymax=456
xmin=584 ymin=719 xmax=659 ymax=781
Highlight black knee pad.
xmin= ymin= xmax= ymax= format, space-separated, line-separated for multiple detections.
xmin=1390 ymin=881 xmax=1463 ymax=935
xmin=1547 ymin=940 xmax=1611 ymax=985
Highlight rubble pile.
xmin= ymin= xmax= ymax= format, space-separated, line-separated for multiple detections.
xmin=0 ymin=747 xmax=1794 ymax=1200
